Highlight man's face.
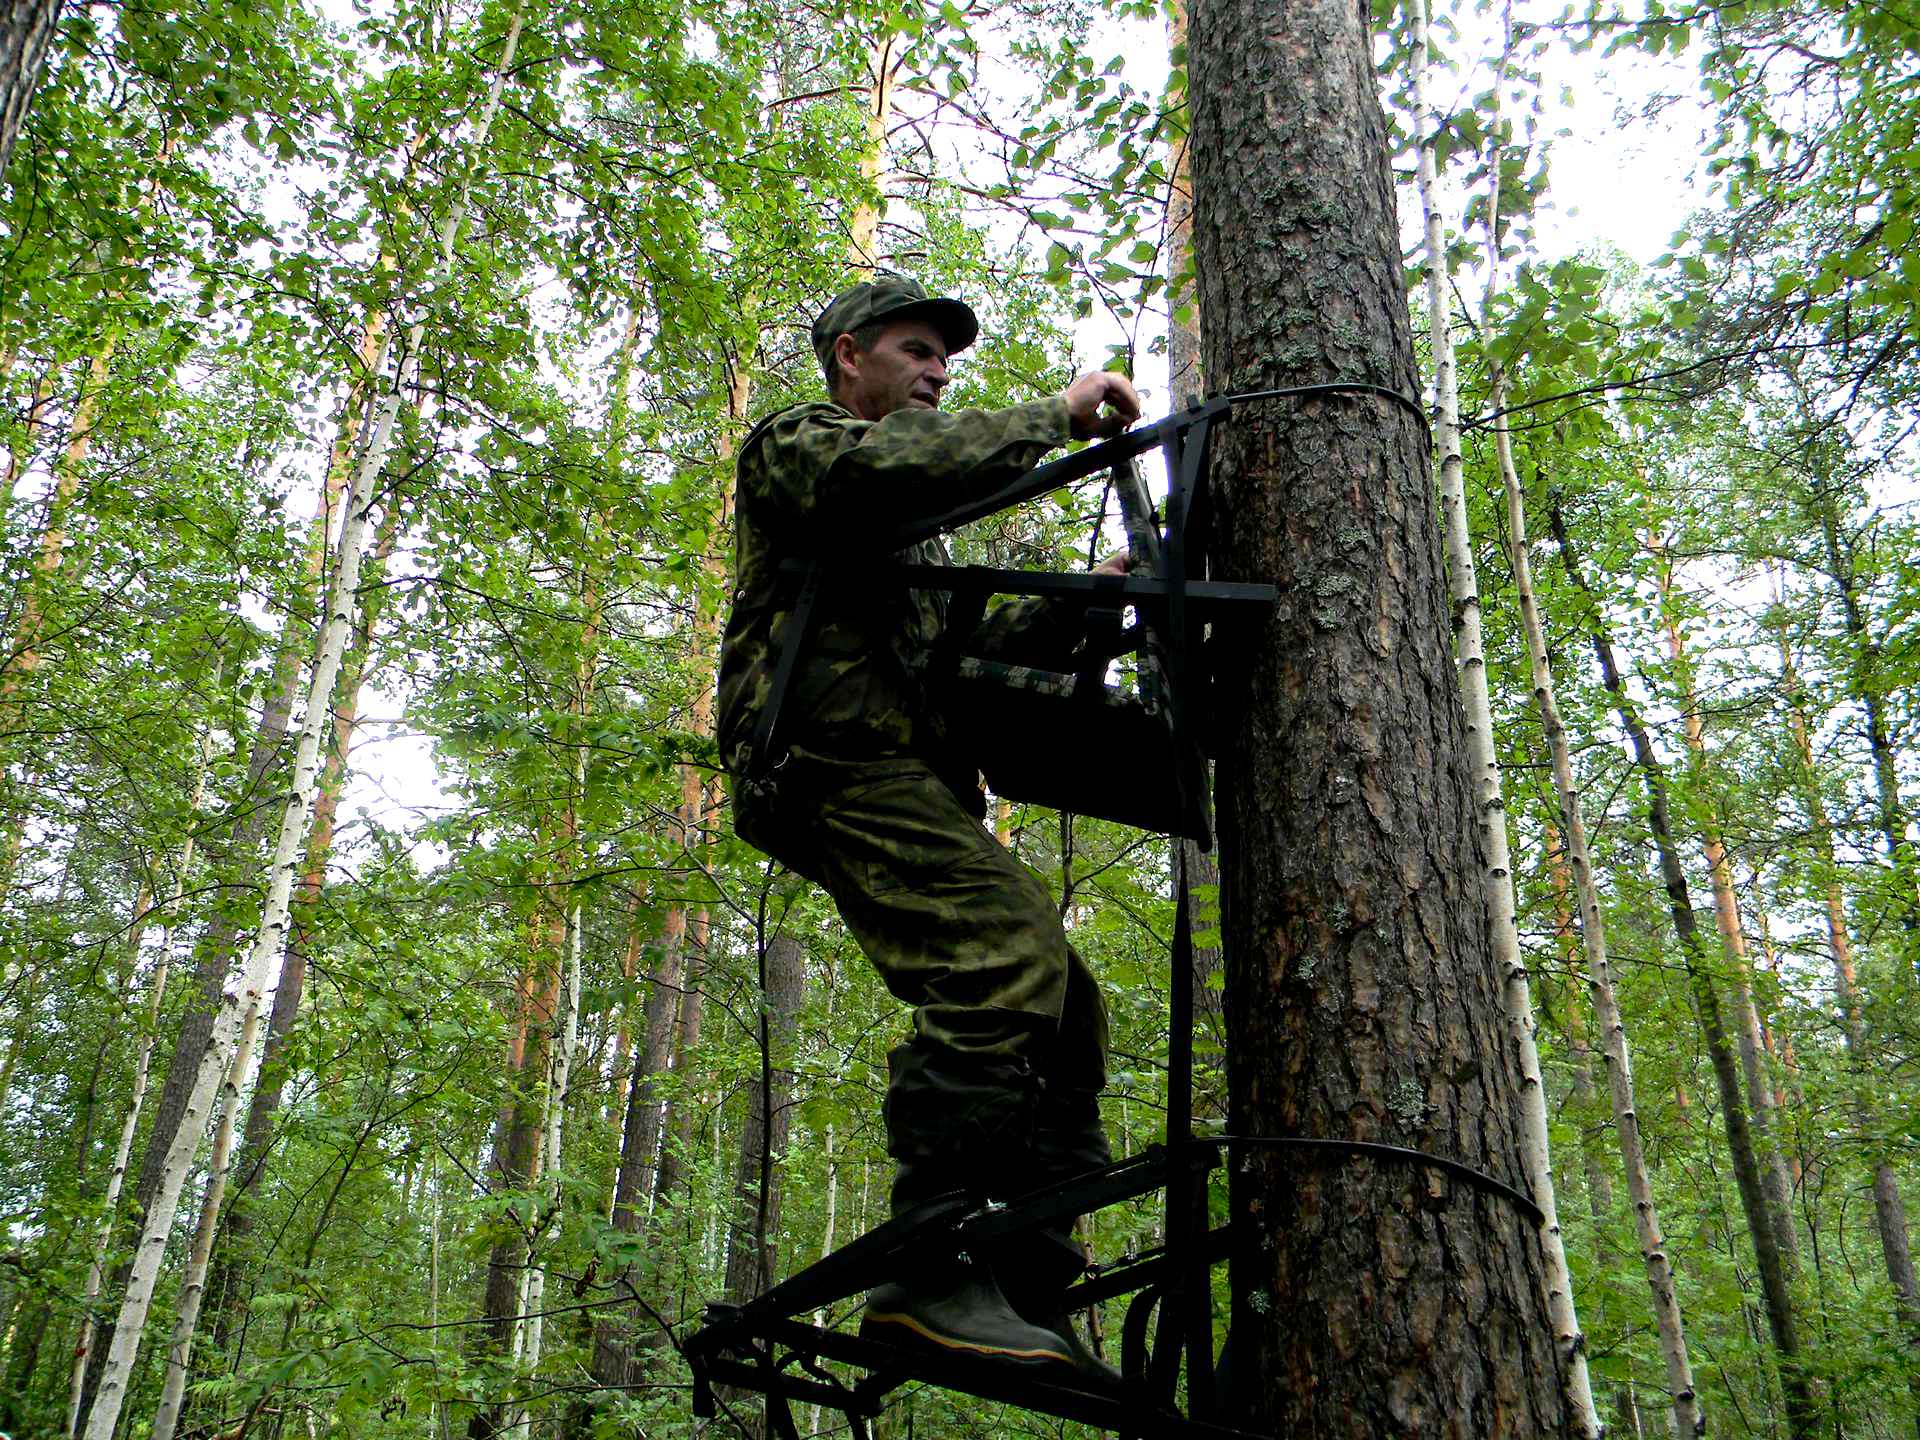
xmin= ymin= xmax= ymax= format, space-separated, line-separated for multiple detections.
xmin=834 ymin=318 xmax=951 ymax=420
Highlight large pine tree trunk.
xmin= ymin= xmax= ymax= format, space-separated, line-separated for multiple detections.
xmin=0 ymin=0 xmax=59 ymax=185
xmin=1552 ymin=502 xmax=1816 ymax=1439
xmin=1186 ymin=0 xmax=1572 ymax=1427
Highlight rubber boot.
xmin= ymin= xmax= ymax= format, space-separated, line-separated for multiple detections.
xmin=861 ymin=1257 xmax=1081 ymax=1372
xmin=992 ymin=1227 xmax=1123 ymax=1391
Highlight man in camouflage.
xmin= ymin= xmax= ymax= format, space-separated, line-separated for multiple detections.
xmin=716 ymin=275 xmax=1141 ymax=1381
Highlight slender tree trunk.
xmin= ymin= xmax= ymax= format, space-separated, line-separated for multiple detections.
xmin=1187 ymin=0 xmax=1572 ymax=1423
xmin=652 ymin=915 xmax=709 ymax=1210
xmin=1810 ymin=492 xmax=1920 ymax=953
xmin=0 ymin=335 xmax=116 ymax=917
xmin=590 ymin=906 xmax=688 ymax=1369
xmin=1649 ymin=535 xmax=1800 ymax=1272
xmin=75 ymin=249 xmax=387 ymax=1438
xmin=0 ymin=0 xmax=59 ymax=178
xmin=1548 ymin=830 xmax=1613 ymax=1220
xmin=472 ymin=906 xmax=563 ymax=1426
xmin=1551 ymin=499 xmax=1815 ymax=1440
xmin=499 ymin=585 xmax=599 ymax=1436
xmin=848 ymin=33 xmax=900 ymax=273
xmin=65 ymin=707 xmax=217 ymax=1439
xmin=1411 ymin=6 xmax=1594 ymax=1424
xmin=715 ymin=932 xmax=806 ymax=1440
xmin=80 ymin=296 xmax=406 ymax=1440
xmin=82 ymin=12 xmax=522 ymax=1432
xmin=208 ymin=496 xmax=399 ymax=1359
xmin=1511 ymin=487 xmax=1700 ymax=1435
xmin=148 ymin=986 xmax=269 ymax=1440
xmin=1778 ymin=615 xmax=1920 ymax=1434
xmin=1744 ymin=883 xmax=1807 ymax=1188
xmin=605 ymin=905 xmax=645 ymax=1139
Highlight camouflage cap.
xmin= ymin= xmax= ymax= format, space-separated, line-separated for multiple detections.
xmin=811 ymin=274 xmax=979 ymax=368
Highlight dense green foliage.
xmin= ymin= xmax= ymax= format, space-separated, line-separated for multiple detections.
xmin=0 ymin=0 xmax=1916 ymax=1433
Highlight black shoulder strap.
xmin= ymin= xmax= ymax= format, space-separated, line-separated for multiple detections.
xmin=743 ymin=560 xmax=826 ymax=787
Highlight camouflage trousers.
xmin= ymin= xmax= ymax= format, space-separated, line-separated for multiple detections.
xmin=734 ymin=748 xmax=1111 ymax=1218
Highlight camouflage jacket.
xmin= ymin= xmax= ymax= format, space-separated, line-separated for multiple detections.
xmin=716 ymin=396 xmax=1080 ymax=786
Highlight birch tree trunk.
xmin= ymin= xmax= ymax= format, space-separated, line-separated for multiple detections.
xmin=79 ymin=319 xmax=387 ymax=1419
xmin=208 ymin=495 xmax=400 ymax=1359
xmin=148 ymin=985 xmax=269 ymax=1440
xmin=80 ymin=12 xmax=523 ymax=1435
xmin=65 ymin=709 xmax=217 ymax=1440
xmin=81 ymin=320 xmax=401 ymax=1440
xmin=1551 ymin=499 xmax=1814 ymax=1440
xmin=1187 ymin=0 xmax=1573 ymax=1421
xmin=1504 ymin=482 xmax=1700 ymax=1436
xmin=1411 ymin=6 xmax=1593 ymax=1425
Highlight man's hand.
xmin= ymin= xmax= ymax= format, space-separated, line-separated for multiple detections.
xmin=1063 ymin=370 xmax=1142 ymax=441
xmin=1091 ymin=548 xmax=1130 ymax=576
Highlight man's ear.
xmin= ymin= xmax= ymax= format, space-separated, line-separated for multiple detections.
xmin=833 ymin=331 xmax=862 ymax=388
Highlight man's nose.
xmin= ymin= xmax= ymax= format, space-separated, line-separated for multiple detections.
xmin=927 ymin=358 xmax=949 ymax=389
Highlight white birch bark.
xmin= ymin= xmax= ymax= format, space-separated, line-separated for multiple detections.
xmin=1409 ymin=5 xmax=1596 ymax=1431
xmin=83 ymin=369 xmax=384 ymax=1440
xmin=149 ymin=989 xmax=267 ymax=1440
xmin=80 ymin=16 xmax=525 ymax=1439
xmin=1477 ymin=208 xmax=1704 ymax=1440
xmin=65 ymin=714 xmax=216 ymax=1440
xmin=1503 ymin=425 xmax=1701 ymax=1438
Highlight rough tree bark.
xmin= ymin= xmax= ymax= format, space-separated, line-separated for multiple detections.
xmin=1552 ymin=500 xmax=1815 ymax=1439
xmin=1186 ymin=0 xmax=1573 ymax=1426
xmin=0 ymin=0 xmax=59 ymax=179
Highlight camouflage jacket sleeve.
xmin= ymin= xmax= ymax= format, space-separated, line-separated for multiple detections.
xmin=742 ymin=397 xmax=1072 ymax=542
